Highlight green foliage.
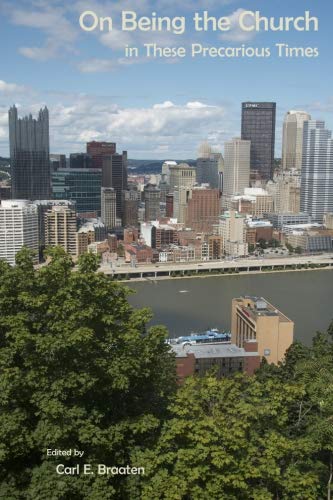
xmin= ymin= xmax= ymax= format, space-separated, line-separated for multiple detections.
xmin=0 ymin=247 xmax=176 ymax=498
xmin=134 ymin=329 xmax=333 ymax=499
xmin=1 ymin=247 xmax=333 ymax=498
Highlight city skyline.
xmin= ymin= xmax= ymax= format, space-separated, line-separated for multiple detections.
xmin=0 ymin=0 xmax=332 ymax=158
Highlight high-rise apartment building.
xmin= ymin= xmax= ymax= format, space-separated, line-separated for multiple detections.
xmin=300 ymin=121 xmax=333 ymax=223
xmin=231 ymin=296 xmax=294 ymax=365
xmin=101 ymin=187 xmax=116 ymax=229
xmin=0 ymin=200 xmax=39 ymax=265
xmin=9 ymin=105 xmax=51 ymax=199
xmin=144 ymin=184 xmax=161 ymax=221
xmin=241 ymin=102 xmax=276 ymax=180
xmin=223 ymin=138 xmax=251 ymax=205
xmin=282 ymin=110 xmax=311 ymax=170
xmin=185 ymin=187 xmax=220 ymax=233
xmin=44 ymin=206 xmax=77 ymax=255
xmin=102 ymin=152 xmax=128 ymax=218
xmin=34 ymin=200 xmax=76 ymax=254
xmin=87 ymin=141 xmax=116 ymax=169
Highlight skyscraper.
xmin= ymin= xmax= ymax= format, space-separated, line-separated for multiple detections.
xmin=241 ymin=102 xmax=276 ymax=180
xmin=196 ymin=143 xmax=223 ymax=188
xmin=144 ymin=184 xmax=161 ymax=221
xmin=122 ymin=188 xmax=140 ymax=227
xmin=0 ymin=200 xmax=39 ymax=265
xmin=168 ymin=163 xmax=196 ymax=223
xmin=223 ymin=138 xmax=251 ymax=204
xmin=282 ymin=110 xmax=311 ymax=170
xmin=87 ymin=141 xmax=116 ymax=169
xmin=9 ymin=105 xmax=51 ymax=199
xmin=300 ymin=120 xmax=333 ymax=223
xmin=101 ymin=187 xmax=116 ymax=229
xmin=102 ymin=152 xmax=128 ymax=218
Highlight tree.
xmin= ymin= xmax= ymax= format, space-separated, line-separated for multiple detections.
xmin=134 ymin=375 xmax=324 ymax=499
xmin=0 ymin=247 xmax=176 ymax=499
xmin=134 ymin=326 xmax=333 ymax=500
xmin=295 ymin=246 xmax=303 ymax=254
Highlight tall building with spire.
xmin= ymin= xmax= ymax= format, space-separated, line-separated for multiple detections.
xmin=9 ymin=105 xmax=51 ymax=199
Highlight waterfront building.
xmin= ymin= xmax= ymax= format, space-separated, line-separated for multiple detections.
xmin=231 ymin=296 xmax=294 ymax=364
xmin=285 ymin=229 xmax=333 ymax=253
xmin=172 ymin=342 xmax=260 ymax=384
xmin=300 ymin=121 xmax=333 ymax=223
xmin=282 ymin=110 xmax=311 ymax=170
xmin=9 ymin=105 xmax=51 ymax=199
xmin=0 ymin=200 xmax=39 ymax=265
xmin=241 ymin=102 xmax=276 ymax=180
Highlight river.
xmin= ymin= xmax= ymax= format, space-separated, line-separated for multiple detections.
xmin=128 ymin=270 xmax=333 ymax=345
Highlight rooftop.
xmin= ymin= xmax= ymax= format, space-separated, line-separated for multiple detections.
xmin=171 ymin=343 xmax=259 ymax=359
xmin=235 ymin=296 xmax=293 ymax=323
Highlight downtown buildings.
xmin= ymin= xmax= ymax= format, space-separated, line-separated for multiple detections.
xmin=9 ymin=106 xmax=51 ymax=200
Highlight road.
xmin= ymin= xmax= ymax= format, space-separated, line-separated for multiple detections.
xmin=99 ymin=253 xmax=333 ymax=278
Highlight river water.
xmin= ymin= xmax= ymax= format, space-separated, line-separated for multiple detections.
xmin=128 ymin=270 xmax=333 ymax=345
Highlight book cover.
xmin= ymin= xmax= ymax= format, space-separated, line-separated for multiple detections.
xmin=0 ymin=1 xmax=332 ymax=498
